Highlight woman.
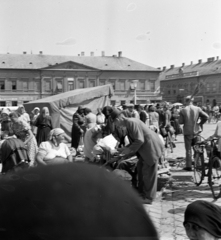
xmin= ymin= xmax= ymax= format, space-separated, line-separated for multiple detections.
xmin=71 ymin=106 xmax=85 ymax=151
xmin=36 ymin=128 xmax=72 ymax=165
xmin=9 ymin=111 xmax=38 ymax=166
xmin=170 ymin=106 xmax=181 ymax=141
xmin=148 ymin=105 xmax=159 ymax=131
xmin=17 ymin=105 xmax=30 ymax=125
xmin=31 ymin=107 xmax=40 ymax=136
xmin=35 ymin=107 xmax=52 ymax=146
xmin=0 ymin=108 xmax=13 ymax=138
xmin=84 ymin=108 xmax=96 ymax=129
xmin=96 ymin=108 xmax=105 ymax=125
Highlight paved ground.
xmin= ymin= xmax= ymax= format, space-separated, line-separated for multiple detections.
xmin=144 ymin=123 xmax=221 ymax=240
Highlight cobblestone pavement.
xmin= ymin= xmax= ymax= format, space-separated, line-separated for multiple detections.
xmin=144 ymin=123 xmax=221 ymax=240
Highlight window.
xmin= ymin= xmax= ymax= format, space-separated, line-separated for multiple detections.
xmin=34 ymin=81 xmax=40 ymax=92
xmin=0 ymin=80 xmax=5 ymax=90
xmin=121 ymin=100 xmax=126 ymax=105
xmin=12 ymin=81 xmax=16 ymax=90
xmin=99 ymin=79 xmax=106 ymax=86
xmin=12 ymin=101 xmax=17 ymax=106
xmin=119 ymin=80 xmax=125 ymax=91
xmin=173 ymin=90 xmax=176 ymax=94
xmin=109 ymin=80 xmax=116 ymax=90
xmin=168 ymin=90 xmax=171 ymax=94
xmin=78 ymin=80 xmax=85 ymax=88
xmin=206 ymin=83 xmax=211 ymax=92
xmin=111 ymin=100 xmax=116 ymax=106
xmin=0 ymin=101 xmax=6 ymax=106
xmin=45 ymin=81 xmax=51 ymax=92
xmin=212 ymin=83 xmax=217 ymax=92
xmin=139 ymin=80 xmax=145 ymax=90
xmin=149 ymin=81 xmax=155 ymax=91
xmin=23 ymin=80 xmax=28 ymax=91
xmin=89 ymin=79 xmax=96 ymax=88
xmin=68 ymin=78 xmax=74 ymax=91
xmin=56 ymin=81 xmax=63 ymax=93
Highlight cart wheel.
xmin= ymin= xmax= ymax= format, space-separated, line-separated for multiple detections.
xmin=208 ymin=156 xmax=221 ymax=199
xmin=193 ymin=152 xmax=205 ymax=186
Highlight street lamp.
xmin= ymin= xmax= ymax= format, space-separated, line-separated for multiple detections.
xmin=131 ymin=80 xmax=139 ymax=104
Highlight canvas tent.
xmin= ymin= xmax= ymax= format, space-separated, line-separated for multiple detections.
xmin=24 ymin=85 xmax=114 ymax=142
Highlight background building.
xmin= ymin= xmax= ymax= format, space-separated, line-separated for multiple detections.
xmin=159 ymin=56 xmax=221 ymax=104
xmin=0 ymin=51 xmax=161 ymax=107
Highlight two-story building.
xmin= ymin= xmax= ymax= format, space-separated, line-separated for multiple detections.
xmin=159 ymin=57 xmax=221 ymax=104
xmin=0 ymin=51 xmax=161 ymax=107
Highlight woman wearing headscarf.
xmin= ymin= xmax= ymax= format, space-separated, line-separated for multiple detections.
xmin=35 ymin=107 xmax=52 ymax=146
xmin=30 ymin=107 xmax=40 ymax=137
xmin=9 ymin=111 xmax=38 ymax=166
xmin=184 ymin=200 xmax=221 ymax=240
xmin=71 ymin=106 xmax=85 ymax=151
xmin=36 ymin=128 xmax=72 ymax=165
xmin=0 ymin=108 xmax=13 ymax=138
xmin=17 ymin=105 xmax=30 ymax=125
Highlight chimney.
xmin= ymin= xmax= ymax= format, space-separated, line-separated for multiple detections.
xmin=170 ymin=65 xmax=174 ymax=69
xmin=81 ymin=52 xmax=85 ymax=56
xmin=190 ymin=61 xmax=193 ymax=65
xmin=163 ymin=66 xmax=166 ymax=71
xmin=90 ymin=52 xmax=94 ymax=56
xmin=216 ymin=56 xmax=219 ymax=60
xmin=182 ymin=63 xmax=185 ymax=67
xmin=23 ymin=52 xmax=27 ymax=54
xmin=198 ymin=59 xmax=202 ymax=64
xmin=207 ymin=57 xmax=215 ymax=62
xmin=157 ymin=67 xmax=161 ymax=70
xmin=118 ymin=51 xmax=122 ymax=57
xmin=39 ymin=51 xmax=43 ymax=54
xmin=101 ymin=51 xmax=105 ymax=57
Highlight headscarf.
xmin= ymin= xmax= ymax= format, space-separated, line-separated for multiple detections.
xmin=48 ymin=128 xmax=64 ymax=141
xmin=0 ymin=164 xmax=158 ymax=239
xmin=31 ymin=107 xmax=40 ymax=115
xmin=184 ymin=200 xmax=221 ymax=238
xmin=1 ymin=108 xmax=10 ymax=116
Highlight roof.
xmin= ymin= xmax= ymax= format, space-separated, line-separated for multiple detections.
xmin=159 ymin=58 xmax=221 ymax=81
xmin=0 ymin=54 xmax=160 ymax=71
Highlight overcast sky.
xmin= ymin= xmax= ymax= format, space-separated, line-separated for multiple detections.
xmin=1 ymin=0 xmax=221 ymax=68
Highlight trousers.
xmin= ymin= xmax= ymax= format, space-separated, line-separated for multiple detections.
xmin=137 ymin=157 xmax=158 ymax=200
xmin=184 ymin=134 xmax=193 ymax=168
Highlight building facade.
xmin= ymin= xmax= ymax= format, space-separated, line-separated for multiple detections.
xmin=159 ymin=57 xmax=221 ymax=104
xmin=0 ymin=52 xmax=161 ymax=107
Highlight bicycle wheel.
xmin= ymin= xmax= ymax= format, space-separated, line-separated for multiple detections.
xmin=193 ymin=152 xmax=205 ymax=186
xmin=208 ymin=156 xmax=221 ymax=199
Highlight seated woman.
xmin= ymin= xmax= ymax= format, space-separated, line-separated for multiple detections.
xmin=1 ymin=137 xmax=30 ymax=173
xmin=9 ymin=111 xmax=38 ymax=167
xmin=36 ymin=128 xmax=72 ymax=165
xmin=184 ymin=200 xmax=221 ymax=240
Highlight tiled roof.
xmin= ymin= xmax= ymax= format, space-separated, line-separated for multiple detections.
xmin=0 ymin=54 xmax=160 ymax=71
xmin=159 ymin=58 xmax=221 ymax=81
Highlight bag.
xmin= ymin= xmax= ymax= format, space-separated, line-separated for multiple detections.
xmin=160 ymin=127 xmax=168 ymax=137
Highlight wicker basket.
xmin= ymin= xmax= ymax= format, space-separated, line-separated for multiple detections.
xmin=157 ymin=175 xmax=170 ymax=191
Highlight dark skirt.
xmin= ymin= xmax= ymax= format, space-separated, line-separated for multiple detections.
xmin=171 ymin=118 xmax=181 ymax=135
xmin=36 ymin=126 xmax=51 ymax=146
xmin=71 ymin=124 xmax=82 ymax=149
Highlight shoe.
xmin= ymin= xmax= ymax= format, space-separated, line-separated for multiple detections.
xmin=142 ymin=198 xmax=152 ymax=204
xmin=183 ymin=167 xmax=192 ymax=171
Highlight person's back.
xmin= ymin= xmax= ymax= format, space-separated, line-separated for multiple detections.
xmin=179 ymin=104 xmax=202 ymax=135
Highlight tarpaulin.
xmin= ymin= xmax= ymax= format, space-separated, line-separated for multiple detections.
xmin=24 ymin=85 xmax=114 ymax=141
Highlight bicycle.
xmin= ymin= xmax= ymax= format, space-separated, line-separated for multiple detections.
xmin=193 ymin=136 xmax=221 ymax=199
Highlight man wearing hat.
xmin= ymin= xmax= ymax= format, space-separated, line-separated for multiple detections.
xmin=110 ymin=108 xmax=164 ymax=204
xmin=179 ymin=96 xmax=208 ymax=171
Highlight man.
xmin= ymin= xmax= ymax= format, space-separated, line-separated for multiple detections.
xmin=128 ymin=104 xmax=140 ymax=119
xmin=110 ymin=108 xmax=164 ymax=204
xmin=179 ymin=96 xmax=208 ymax=171
xmin=184 ymin=200 xmax=221 ymax=240
xmin=137 ymin=104 xmax=149 ymax=124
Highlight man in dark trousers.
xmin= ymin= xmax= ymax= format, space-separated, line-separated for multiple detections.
xmin=111 ymin=108 xmax=164 ymax=204
xmin=179 ymin=96 xmax=209 ymax=171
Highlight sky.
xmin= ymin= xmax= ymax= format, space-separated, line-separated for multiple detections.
xmin=1 ymin=0 xmax=221 ymax=68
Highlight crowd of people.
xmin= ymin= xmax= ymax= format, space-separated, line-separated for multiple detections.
xmin=1 ymin=100 xmax=221 ymax=239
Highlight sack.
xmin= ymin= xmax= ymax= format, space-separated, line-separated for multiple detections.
xmin=160 ymin=127 xmax=168 ymax=137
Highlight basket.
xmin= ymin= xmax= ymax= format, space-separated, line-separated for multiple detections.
xmin=157 ymin=175 xmax=170 ymax=191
